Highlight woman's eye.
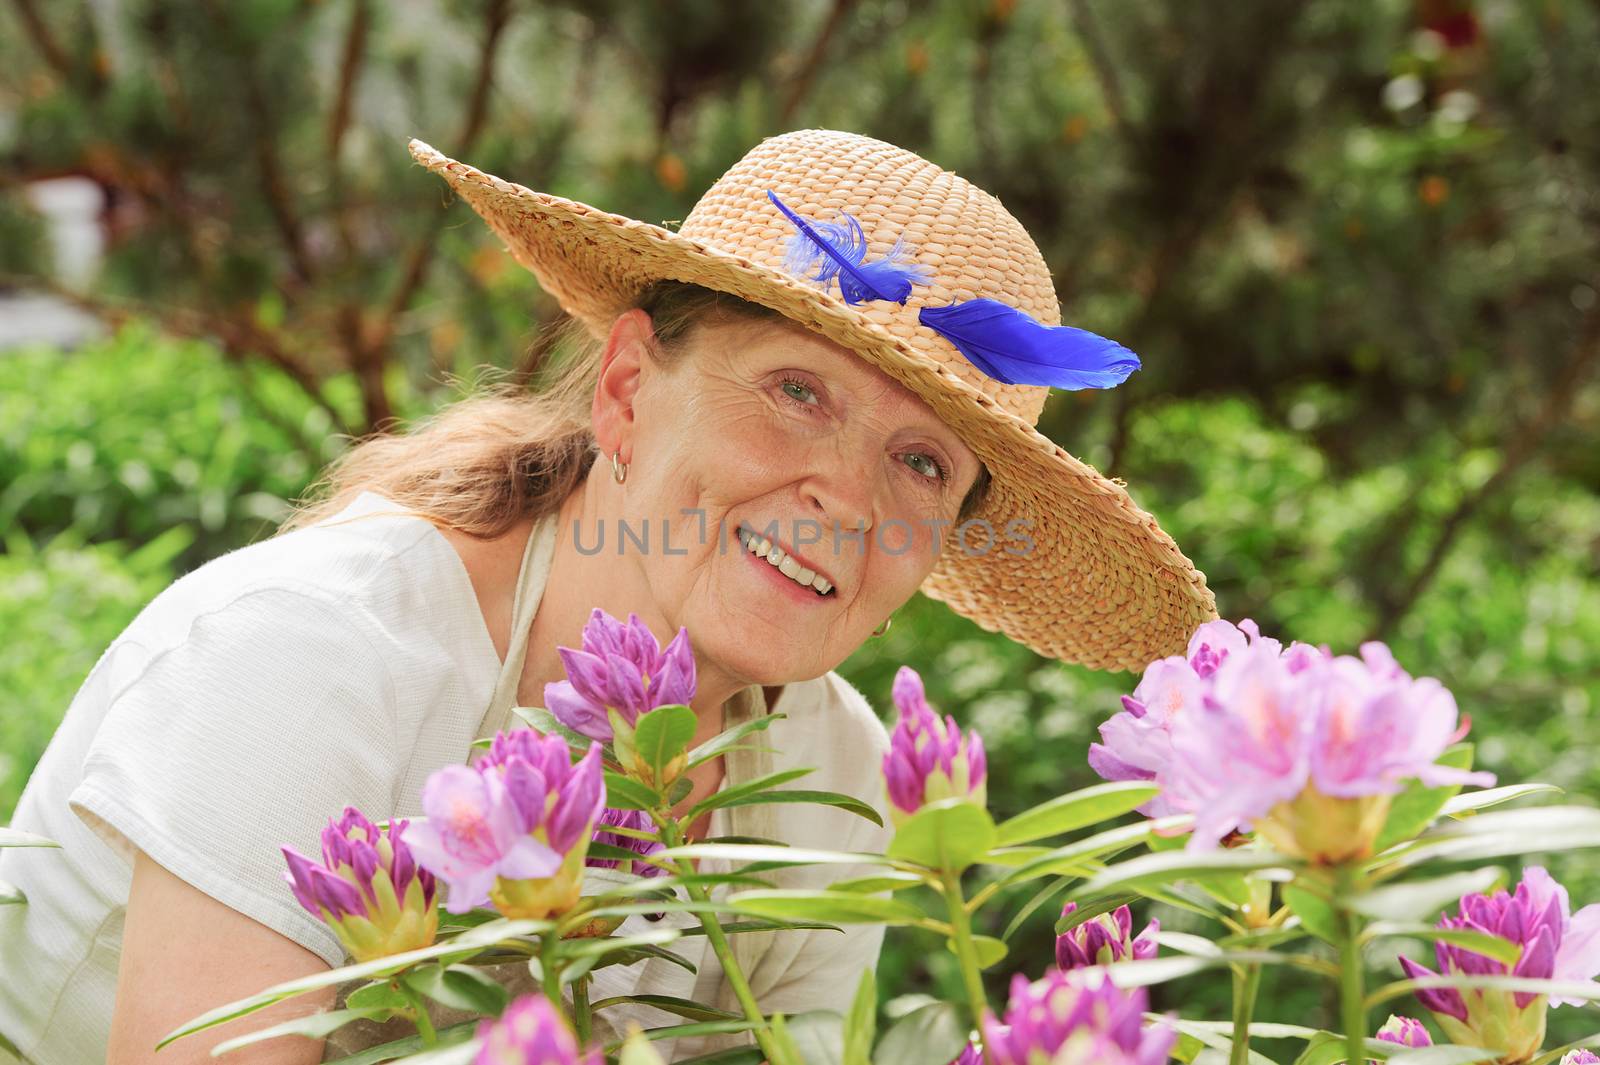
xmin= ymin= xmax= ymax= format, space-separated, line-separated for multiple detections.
xmin=779 ymin=379 xmax=818 ymax=405
xmin=902 ymin=451 xmax=947 ymax=481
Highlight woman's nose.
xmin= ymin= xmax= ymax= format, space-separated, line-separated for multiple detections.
xmin=800 ymin=453 xmax=879 ymax=542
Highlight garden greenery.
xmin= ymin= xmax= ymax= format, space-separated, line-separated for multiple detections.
xmin=105 ymin=610 xmax=1600 ymax=1065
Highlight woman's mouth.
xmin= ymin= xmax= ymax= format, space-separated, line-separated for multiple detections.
xmin=735 ymin=523 xmax=836 ymax=598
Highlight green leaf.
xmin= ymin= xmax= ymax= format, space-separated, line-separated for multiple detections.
xmin=1373 ymin=744 xmax=1476 ymax=851
xmin=873 ymin=1001 xmax=969 ymax=1065
xmin=209 ymin=1008 xmax=396 ymax=1056
xmin=1292 ymin=1032 xmax=1410 ymax=1065
xmin=1102 ymin=951 xmax=1304 ymax=989
xmin=0 ymin=827 xmax=59 ymax=848
xmin=1283 ymin=884 xmax=1338 ymax=944
xmin=687 ymin=768 xmax=814 ymax=820
xmin=1347 ymin=868 xmax=1504 ymax=922
xmin=832 ymin=871 xmax=927 ymax=893
xmin=558 ymin=928 xmax=684 ymax=958
xmin=887 ymin=799 xmax=996 ymax=871
xmin=156 ymin=918 xmax=552 ymax=1048
xmin=590 ymin=994 xmax=741 ymax=1023
xmin=343 ymin=980 xmax=410 ymax=1012
xmin=1160 ymin=1017 xmax=1288 ymax=1065
xmin=767 ymin=1013 xmax=806 ymax=1065
xmin=843 ymin=969 xmax=876 ymax=1065
xmin=0 ymin=879 xmax=23 ymax=905
xmin=605 ymin=771 xmax=664 ymax=811
xmin=588 ymin=942 xmax=699 ymax=975
xmin=1079 ymin=847 xmax=1296 ymax=898
xmin=946 ymin=933 xmax=1007 ymax=969
xmin=668 ymin=775 xmax=694 ymax=806
xmin=510 ymin=705 xmax=596 ymax=752
xmin=1367 ymin=973 xmax=1600 ymax=1009
xmin=988 ymin=816 xmax=1191 ymax=890
xmin=402 ymin=963 xmax=509 ymax=1016
xmin=1363 ymin=920 xmax=1522 ymax=965
xmin=604 ymin=1020 xmax=761 ymax=1053
xmin=658 ymin=843 xmax=889 ymax=870
xmin=1003 ymin=877 xmax=1074 ymax=941
xmin=686 ymin=712 xmax=786 ymax=769
xmin=1385 ymin=1048 xmax=1503 ymax=1065
xmin=618 ymin=1028 xmax=672 ymax=1065
xmin=635 ymin=704 xmax=698 ymax=784
xmin=321 ymin=1023 xmax=481 ymax=1064
xmin=1384 ymin=806 xmax=1600 ymax=868
xmin=1054 ymin=894 xmax=1135 ymax=936
xmin=726 ymin=888 xmax=927 ymax=925
xmin=708 ymin=788 xmax=884 ymax=828
xmin=993 ymin=781 xmax=1160 ymax=847
xmin=1440 ymin=784 xmax=1562 ymax=818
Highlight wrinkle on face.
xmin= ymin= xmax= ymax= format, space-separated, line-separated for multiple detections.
xmin=613 ymin=313 xmax=981 ymax=686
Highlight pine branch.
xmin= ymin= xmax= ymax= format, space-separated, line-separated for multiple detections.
xmin=1370 ymin=287 xmax=1600 ymax=637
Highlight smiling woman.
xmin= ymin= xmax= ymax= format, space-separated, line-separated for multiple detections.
xmin=0 ymin=129 xmax=1214 ymax=1065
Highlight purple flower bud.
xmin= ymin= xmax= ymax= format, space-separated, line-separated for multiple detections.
xmin=948 ymin=1040 xmax=989 ymax=1065
xmin=474 ymin=993 xmax=600 ymax=1065
xmin=1398 ymin=867 xmax=1600 ymax=1061
xmin=281 ymin=806 xmax=438 ymax=962
xmin=882 ymin=666 xmax=986 ymax=827
xmin=1561 ymin=1052 xmax=1600 ymax=1065
xmin=983 ymin=968 xmax=1175 ymax=1065
xmin=1056 ymin=902 xmax=1159 ymax=970
xmin=543 ymin=609 xmax=697 ymax=743
xmin=586 ymin=807 xmax=666 ymax=878
xmin=404 ymin=738 xmax=606 ymax=919
xmin=1375 ymin=1015 xmax=1432 ymax=1049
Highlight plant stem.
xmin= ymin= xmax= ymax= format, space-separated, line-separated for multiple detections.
xmin=1230 ymin=963 xmax=1262 ymax=1065
xmin=399 ymin=983 xmax=438 ymax=1047
xmin=1334 ymin=867 xmax=1367 ymax=1065
xmin=658 ymin=813 xmax=780 ymax=1062
xmin=940 ymin=869 xmax=993 ymax=1065
xmin=573 ymin=975 xmax=592 ymax=1045
xmin=539 ymin=931 xmax=563 ymax=1015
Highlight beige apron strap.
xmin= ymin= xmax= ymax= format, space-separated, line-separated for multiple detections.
xmin=472 ymin=509 xmax=560 ymax=746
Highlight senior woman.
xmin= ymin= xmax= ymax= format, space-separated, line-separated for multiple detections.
xmin=0 ymin=129 xmax=1216 ymax=1064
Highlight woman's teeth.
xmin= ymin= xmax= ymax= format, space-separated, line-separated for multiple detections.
xmin=737 ymin=527 xmax=834 ymax=595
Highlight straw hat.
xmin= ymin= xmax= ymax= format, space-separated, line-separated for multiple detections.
xmin=407 ymin=128 xmax=1217 ymax=672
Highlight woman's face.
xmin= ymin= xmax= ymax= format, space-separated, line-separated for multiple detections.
xmin=596 ymin=309 xmax=984 ymax=686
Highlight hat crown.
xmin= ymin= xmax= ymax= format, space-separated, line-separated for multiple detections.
xmin=677 ymin=129 xmax=1057 ymax=425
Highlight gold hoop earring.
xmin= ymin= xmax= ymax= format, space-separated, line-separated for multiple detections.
xmin=610 ymin=449 xmax=628 ymax=485
xmin=872 ymin=616 xmax=892 ymax=638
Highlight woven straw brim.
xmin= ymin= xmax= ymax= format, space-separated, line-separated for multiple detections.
xmin=408 ymin=139 xmax=1217 ymax=672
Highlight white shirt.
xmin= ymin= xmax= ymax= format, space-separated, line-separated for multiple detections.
xmin=0 ymin=490 xmax=892 ymax=1063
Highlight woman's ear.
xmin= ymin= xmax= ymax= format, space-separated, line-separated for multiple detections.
xmin=592 ymin=308 xmax=656 ymax=460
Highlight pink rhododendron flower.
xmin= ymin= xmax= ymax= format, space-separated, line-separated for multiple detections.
xmin=543 ymin=608 xmax=695 ymax=743
xmin=882 ymin=666 xmax=986 ymax=827
xmin=1399 ymin=867 xmax=1600 ymax=1062
xmin=983 ymin=967 xmax=1175 ymax=1065
xmin=404 ymin=733 xmax=604 ymax=918
xmin=281 ymin=806 xmax=438 ymax=962
xmin=1094 ymin=618 xmax=1494 ymax=860
xmin=1560 ymin=1052 xmax=1600 ymax=1065
xmin=474 ymin=993 xmax=600 ymax=1065
xmin=1056 ymin=901 xmax=1158 ymax=970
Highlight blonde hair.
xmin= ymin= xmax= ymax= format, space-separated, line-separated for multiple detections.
xmin=276 ymin=281 xmax=989 ymax=538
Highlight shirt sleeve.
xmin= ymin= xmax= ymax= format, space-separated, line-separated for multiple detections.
xmin=68 ymin=585 xmax=401 ymax=969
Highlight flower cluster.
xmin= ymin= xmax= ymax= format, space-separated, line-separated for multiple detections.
xmin=545 ymin=608 xmax=697 ymax=786
xmin=403 ymin=730 xmax=605 ymax=919
xmin=586 ymin=807 xmax=667 ymax=879
xmin=1400 ymin=867 xmax=1600 ymax=1061
xmin=1055 ymin=902 xmax=1158 ymax=970
xmin=982 ymin=967 xmax=1175 ymax=1065
xmin=1091 ymin=618 xmax=1494 ymax=860
xmin=281 ymin=807 xmax=438 ymax=962
xmin=882 ymin=666 xmax=987 ymax=826
xmin=474 ymin=993 xmax=600 ymax=1065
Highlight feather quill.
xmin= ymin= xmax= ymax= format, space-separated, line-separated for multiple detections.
xmin=767 ymin=190 xmax=931 ymax=305
xmin=918 ymin=299 xmax=1141 ymax=390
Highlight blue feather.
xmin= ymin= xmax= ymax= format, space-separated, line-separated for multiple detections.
xmin=918 ymin=298 xmax=1141 ymax=390
xmin=767 ymin=190 xmax=931 ymax=305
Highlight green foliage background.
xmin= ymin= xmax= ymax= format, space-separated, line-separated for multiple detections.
xmin=2 ymin=0 xmax=1597 ymax=1046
